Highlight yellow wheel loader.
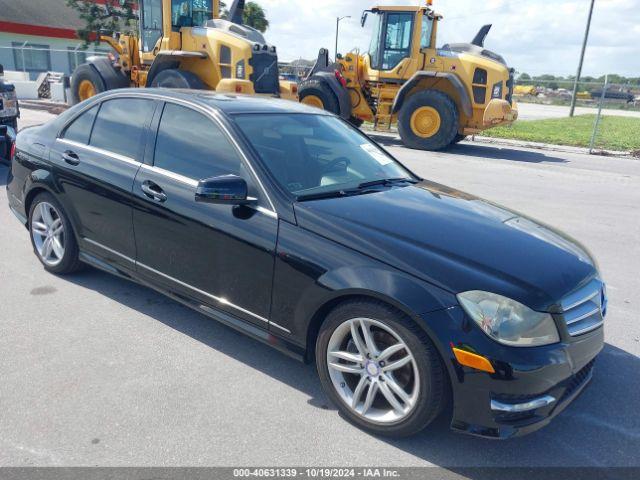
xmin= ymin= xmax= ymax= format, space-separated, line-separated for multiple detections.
xmin=70 ymin=0 xmax=297 ymax=103
xmin=299 ymin=1 xmax=518 ymax=151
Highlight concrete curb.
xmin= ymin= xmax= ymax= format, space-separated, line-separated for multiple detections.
xmin=362 ymin=126 xmax=635 ymax=158
xmin=470 ymin=135 xmax=633 ymax=158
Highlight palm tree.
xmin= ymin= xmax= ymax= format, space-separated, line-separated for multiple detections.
xmin=243 ymin=2 xmax=269 ymax=32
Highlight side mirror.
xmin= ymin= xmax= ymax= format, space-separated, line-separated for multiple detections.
xmin=361 ymin=11 xmax=368 ymax=27
xmin=195 ymin=174 xmax=255 ymax=205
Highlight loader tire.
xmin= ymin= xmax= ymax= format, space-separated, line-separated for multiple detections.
xmin=299 ymin=79 xmax=340 ymax=115
xmin=151 ymin=69 xmax=206 ymax=89
xmin=450 ymin=134 xmax=467 ymax=145
xmin=71 ymin=64 xmax=106 ymax=104
xmin=348 ymin=116 xmax=364 ymax=128
xmin=398 ymin=90 xmax=458 ymax=151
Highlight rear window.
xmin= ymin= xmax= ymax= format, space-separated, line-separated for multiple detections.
xmin=62 ymin=105 xmax=98 ymax=144
xmin=90 ymin=98 xmax=155 ymax=159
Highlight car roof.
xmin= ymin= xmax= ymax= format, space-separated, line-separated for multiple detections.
xmin=97 ymin=88 xmax=331 ymax=117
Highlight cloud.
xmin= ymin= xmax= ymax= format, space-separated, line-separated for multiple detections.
xmin=257 ymin=0 xmax=638 ymax=77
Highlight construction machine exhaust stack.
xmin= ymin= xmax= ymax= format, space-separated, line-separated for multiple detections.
xmin=228 ymin=0 xmax=246 ymax=25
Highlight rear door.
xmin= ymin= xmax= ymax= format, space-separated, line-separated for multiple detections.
xmin=131 ymin=101 xmax=278 ymax=328
xmin=51 ymin=97 xmax=157 ymax=271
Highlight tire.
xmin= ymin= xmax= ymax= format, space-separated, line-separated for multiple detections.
xmin=450 ymin=133 xmax=467 ymax=145
xmin=28 ymin=192 xmax=83 ymax=274
xmin=348 ymin=116 xmax=364 ymax=128
xmin=316 ymin=299 xmax=447 ymax=437
xmin=299 ymin=79 xmax=340 ymax=115
xmin=71 ymin=63 xmax=106 ymax=105
xmin=397 ymin=90 xmax=459 ymax=151
xmin=150 ymin=69 xmax=206 ymax=89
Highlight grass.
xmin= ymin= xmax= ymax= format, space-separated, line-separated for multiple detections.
xmin=482 ymin=114 xmax=640 ymax=152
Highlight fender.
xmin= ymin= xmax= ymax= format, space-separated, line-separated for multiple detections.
xmin=85 ymin=56 xmax=130 ymax=91
xmin=270 ymin=221 xmax=457 ymax=356
xmin=314 ymin=266 xmax=457 ymax=319
xmin=145 ymin=51 xmax=207 ymax=87
xmin=298 ymin=266 xmax=457 ymax=362
xmin=20 ymin=169 xmax=59 ymax=222
xmin=305 ymin=72 xmax=352 ymax=119
xmin=392 ymin=71 xmax=473 ymax=117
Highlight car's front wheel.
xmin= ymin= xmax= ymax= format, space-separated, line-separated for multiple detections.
xmin=29 ymin=193 xmax=82 ymax=274
xmin=316 ymin=300 xmax=448 ymax=437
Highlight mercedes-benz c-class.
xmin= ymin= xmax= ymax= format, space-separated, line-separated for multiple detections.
xmin=6 ymin=90 xmax=605 ymax=438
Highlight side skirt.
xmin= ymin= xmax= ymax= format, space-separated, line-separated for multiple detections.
xmin=79 ymin=251 xmax=306 ymax=362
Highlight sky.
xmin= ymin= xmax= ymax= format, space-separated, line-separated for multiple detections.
xmin=255 ymin=0 xmax=640 ymax=77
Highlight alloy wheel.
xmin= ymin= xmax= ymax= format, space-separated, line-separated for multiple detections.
xmin=326 ymin=317 xmax=420 ymax=424
xmin=31 ymin=202 xmax=65 ymax=267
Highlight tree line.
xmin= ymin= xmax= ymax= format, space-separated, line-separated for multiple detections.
xmin=517 ymin=72 xmax=640 ymax=90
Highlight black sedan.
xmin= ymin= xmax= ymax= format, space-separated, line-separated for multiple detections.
xmin=6 ymin=89 xmax=605 ymax=438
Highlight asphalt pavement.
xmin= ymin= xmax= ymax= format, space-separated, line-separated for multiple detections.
xmin=0 ymin=109 xmax=639 ymax=468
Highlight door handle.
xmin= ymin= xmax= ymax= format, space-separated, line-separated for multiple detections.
xmin=141 ymin=180 xmax=167 ymax=202
xmin=62 ymin=150 xmax=80 ymax=166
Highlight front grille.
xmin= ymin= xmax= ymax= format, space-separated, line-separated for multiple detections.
xmin=249 ymin=51 xmax=279 ymax=94
xmin=559 ymin=278 xmax=606 ymax=336
xmin=560 ymin=359 xmax=595 ymax=402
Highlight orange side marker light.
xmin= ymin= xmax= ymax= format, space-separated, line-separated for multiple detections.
xmin=452 ymin=347 xmax=495 ymax=374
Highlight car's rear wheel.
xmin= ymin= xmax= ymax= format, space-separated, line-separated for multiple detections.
xmin=316 ymin=300 xmax=447 ymax=437
xmin=29 ymin=193 xmax=82 ymax=274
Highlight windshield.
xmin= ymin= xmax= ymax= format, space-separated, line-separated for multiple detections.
xmin=233 ymin=114 xmax=414 ymax=199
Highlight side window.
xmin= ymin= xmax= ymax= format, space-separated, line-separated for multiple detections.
xmin=153 ymin=103 xmax=241 ymax=180
xmin=420 ymin=16 xmax=433 ymax=49
xmin=62 ymin=105 xmax=99 ymax=144
xmin=90 ymin=98 xmax=155 ymax=159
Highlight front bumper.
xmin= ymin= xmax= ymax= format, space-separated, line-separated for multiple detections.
xmin=482 ymin=98 xmax=518 ymax=127
xmin=422 ymin=306 xmax=603 ymax=439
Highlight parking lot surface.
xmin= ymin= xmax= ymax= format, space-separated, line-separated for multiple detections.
xmin=1 ymin=110 xmax=639 ymax=467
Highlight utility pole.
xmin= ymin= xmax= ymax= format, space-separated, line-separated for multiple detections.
xmin=569 ymin=0 xmax=596 ymax=117
xmin=335 ymin=16 xmax=351 ymax=61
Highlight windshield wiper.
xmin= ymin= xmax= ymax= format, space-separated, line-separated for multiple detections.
xmin=356 ymin=177 xmax=417 ymax=189
xmin=296 ymin=178 xmax=417 ymax=202
xmin=296 ymin=190 xmax=352 ymax=202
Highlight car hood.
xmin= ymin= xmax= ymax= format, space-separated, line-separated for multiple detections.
xmin=294 ymin=180 xmax=597 ymax=312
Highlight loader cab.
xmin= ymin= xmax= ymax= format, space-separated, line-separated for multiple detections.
xmin=140 ymin=0 xmax=216 ymax=53
xmin=362 ymin=6 xmax=437 ymax=78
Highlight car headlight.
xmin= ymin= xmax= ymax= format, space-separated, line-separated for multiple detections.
xmin=457 ymin=291 xmax=559 ymax=347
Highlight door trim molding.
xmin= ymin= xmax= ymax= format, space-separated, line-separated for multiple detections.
xmin=137 ymin=260 xmax=271 ymax=325
xmin=84 ymin=237 xmax=136 ymax=264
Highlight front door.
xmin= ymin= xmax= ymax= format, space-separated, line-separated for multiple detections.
xmin=131 ymin=101 xmax=278 ymax=328
xmin=369 ymin=11 xmax=415 ymax=73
